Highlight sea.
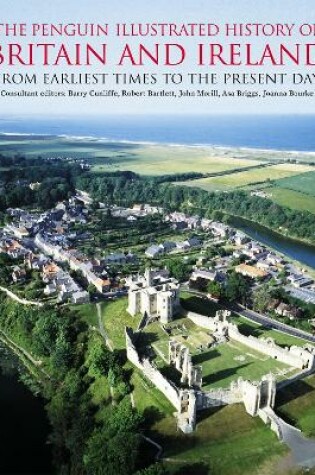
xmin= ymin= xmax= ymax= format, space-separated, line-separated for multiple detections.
xmin=0 ymin=114 xmax=315 ymax=153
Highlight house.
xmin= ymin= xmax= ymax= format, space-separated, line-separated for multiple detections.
xmin=235 ymin=264 xmax=267 ymax=279
xmin=42 ymin=262 xmax=60 ymax=281
xmin=186 ymin=237 xmax=201 ymax=248
xmin=72 ymin=291 xmax=90 ymax=304
xmin=94 ymin=278 xmax=111 ymax=293
xmin=176 ymin=241 xmax=190 ymax=251
xmin=44 ymin=283 xmax=57 ymax=295
xmin=160 ymin=241 xmax=177 ymax=253
xmin=105 ymin=253 xmax=127 ymax=265
xmin=29 ymin=182 xmax=41 ymax=191
xmin=145 ymin=245 xmax=164 ymax=258
xmin=234 ymin=232 xmax=249 ymax=246
xmin=275 ymin=303 xmax=302 ymax=319
xmin=190 ymin=270 xmax=217 ymax=282
xmin=12 ymin=266 xmax=26 ymax=283
xmin=133 ymin=204 xmax=144 ymax=211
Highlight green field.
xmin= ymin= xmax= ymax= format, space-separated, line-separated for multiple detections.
xmin=71 ymin=303 xmax=98 ymax=326
xmin=150 ymin=404 xmax=288 ymax=475
xmin=275 ymin=171 xmax=315 ymax=197
xmin=266 ymin=186 xmax=315 ymax=214
xmin=93 ymin=144 xmax=263 ymax=176
xmin=199 ymin=340 xmax=297 ymax=390
xmin=0 ymin=136 xmax=264 ymax=175
xmin=179 ymin=164 xmax=314 ymax=192
xmin=101 ymin=297 xmax=141 ymax=349
xmin=277 ymin=374 xmax=315 ymax=438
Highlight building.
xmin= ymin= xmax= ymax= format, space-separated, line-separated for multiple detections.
xmin=145 ymin=245 xmax=164 ymax=258
xmin=235 ymin=263 xmax=267 ymax=279
xmin=127 ymin=269 xmax=180 ymax=324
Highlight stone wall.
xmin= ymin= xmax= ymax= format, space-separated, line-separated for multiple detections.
xmin=125 ymin=327 xmax=179 ymax=409
xmin=228 ymin=323 xmax=314 ymax=370
xmin=186 ymin=310 xmax=315 ymax=370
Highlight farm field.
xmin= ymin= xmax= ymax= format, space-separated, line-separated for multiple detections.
xmin=266 ymin=187 xmax=315 ymax=214
xmin=275 ymin=171 xmax=315 ymax=197
xmin=178 ymin=164 xmax=315 ymax=192
xmin=92 ymin=144 xmax=264 ymax=175
xmin=0 ymin=135 xmax=265 ymax=175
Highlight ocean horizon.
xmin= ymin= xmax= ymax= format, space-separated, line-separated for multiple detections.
xmin=0 ymin=114 xmax=315 ymax=153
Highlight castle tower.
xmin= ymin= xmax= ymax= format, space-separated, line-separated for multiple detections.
xmin=177 ymin=389 xmax=197 ymax=433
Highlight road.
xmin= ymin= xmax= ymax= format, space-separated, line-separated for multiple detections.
xmin=181 ymin=287 xmax=315 ymax=344
xmin=234 ymin=304 xmax=315 ymax=344
xmin=270 ymin=409 xmax=315 ymax=469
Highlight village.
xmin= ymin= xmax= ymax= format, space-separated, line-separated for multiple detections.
xmin=0 ymin=190 xmax=314 ymax=335
xmin=0 ymin=190 xmax=315 ymax=330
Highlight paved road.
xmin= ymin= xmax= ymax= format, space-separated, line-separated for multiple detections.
xmin=181 ymin=287 xmax=315 ymax=344
xmin=234 ymin=304 xmax=315 ymax=344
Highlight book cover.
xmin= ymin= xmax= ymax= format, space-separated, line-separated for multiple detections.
xmin=0 ymin=1 xmax=315 ymax=474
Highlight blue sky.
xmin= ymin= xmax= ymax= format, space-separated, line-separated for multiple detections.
xmin=2 ymin=0 xmax=315 ymax=115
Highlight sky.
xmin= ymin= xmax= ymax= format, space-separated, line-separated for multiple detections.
xmin=1 ymin=0 xmax=315 ymax=115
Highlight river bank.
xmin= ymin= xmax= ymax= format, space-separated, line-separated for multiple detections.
xmin=0 ymin=343 xmax=53 ymax=474
xmin=229 ymin=215 xmax=315 ymax=272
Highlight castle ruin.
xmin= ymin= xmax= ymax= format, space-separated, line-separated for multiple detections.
xmin=127 ymin=268 xmax=180 ymax=323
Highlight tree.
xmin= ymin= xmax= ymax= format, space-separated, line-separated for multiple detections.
xmin=207 ymin=281 xmax=222 ymax=300
xmin=86 ymin=338 xmax=112 ymax=378
xmin=165 ymin=258 xmax=190 ymax=282
xmin=224 ymin=272 xmax=249 ymax=305
xmin=135 ymin=464 xmax=168 ymax=475
xmin=253 ymin=284 xmax=270 ymax=313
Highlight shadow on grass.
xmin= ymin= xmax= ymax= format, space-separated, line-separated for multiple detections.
xmin=136 ymin=332 xmax=161 ymax=356
xmin=173 ymin=463 xmax=209 ymax=475
xmin=202 ymin=363 xmax=250 ymax=386
xmin=234 ymin=321 xmax=264 ymax=338
xmin=196 ymin=405 xmax=226 ymax=423
xmin=143 ymin=406 xmax=166 ymax=427
xmin=193 ymin=349 xmax=221 ymax=365
xmin=181 ymin=296 xmax=219 ymax=317
xmin=276 ymin=379 xmax=315 ymax=406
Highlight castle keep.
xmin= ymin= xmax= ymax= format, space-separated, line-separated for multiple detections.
xmin=127 ymin=268 xmax=180 ymax=323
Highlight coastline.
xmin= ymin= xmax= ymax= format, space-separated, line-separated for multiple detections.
xmin=1 ymin=130 xmax=315 ymax=158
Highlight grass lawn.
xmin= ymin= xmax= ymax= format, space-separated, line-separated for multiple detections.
xmin=179 ymin=163 xmax=314 ymax=192
xmin=277 ymin=374 xmax=315 ymax=438
xmin=131 ymin=369 xmax=175 ymax=416
xmin=101 ymin=297 xmax=141 ymax=350
xmin=150 ymin=404 xmax=288 ymax=475
xmin=71 ymin=303 xmax=98 ymax=326
xmin=198 ymin=339 xmax=296 ymax=390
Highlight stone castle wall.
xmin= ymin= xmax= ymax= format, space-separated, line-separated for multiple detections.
xmin=125 ymin=327 xmax=179 ymax=409
xmin=186 ymin=311 xmax=315 ymax=370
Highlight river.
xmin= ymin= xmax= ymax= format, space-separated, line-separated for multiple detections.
xmin=0 ymin=344 xmax=53 ymax=474
xmin=231 ymin=217 xmax=315 ymax=270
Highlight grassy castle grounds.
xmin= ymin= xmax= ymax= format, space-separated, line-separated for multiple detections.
xmin=81 ymin=293 xmax=315 ymax=475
